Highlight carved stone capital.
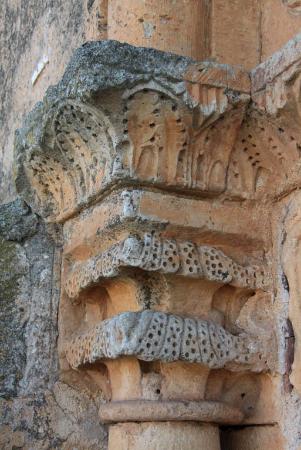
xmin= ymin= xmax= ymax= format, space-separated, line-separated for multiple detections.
xmin=15 ymin=41 xmax=279 ymax=442
xmin=15 ymin=41 xmax=251 ymax=223
xmin=17 ymin=41 xmax=301 ymax=230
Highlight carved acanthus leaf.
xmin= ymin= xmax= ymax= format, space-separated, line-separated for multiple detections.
xmin=16 ymin=41 xmax=301 ymax=224
xmin=64 ymin=233 xmax=268 ymax=299
xmin=249 ymin=58 xmax=301 ymax=197
xmin=15 ymin=42 xmax=253 ymax=223
xmin=16 ymin=100 xmax=116 ymax=222
xmin=227 ymin=110 xmax=301 ymax=198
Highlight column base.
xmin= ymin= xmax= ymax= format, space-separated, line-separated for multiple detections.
xmin=108 ymin=422 xmax=221 ymax=450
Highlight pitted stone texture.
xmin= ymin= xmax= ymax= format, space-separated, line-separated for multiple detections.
xmin=0 ymin=216 xmax=29 ymax=397
xmin=64 ymin=233 xmax=268 ymax=299
xmin=0 ymin=199 xmax=55 ymax=398
xmin=18 ymin=40 xmax=301 ymax=223
xmin=0 ymin=199 xmax=107 ymax=449
xmin=0 ymin=199 xmax=38 ymax=241
xmin=65 ymin=310 xmax=267 ymax=371
xmin=0 ymin=382 xmax=107 ymax=450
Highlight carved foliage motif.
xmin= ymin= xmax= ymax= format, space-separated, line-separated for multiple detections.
xmin=64 ymin=233 xmax=268 ymax=300
xmin=16 ymin=85 xmax=250 ymax=223
xmin=227 ymin=112 xmax=301 ymax=197
xmin=132 ymin=87 xmax=300 ymax=200
xmin=126 ymin=88 xmax=245 ymax=193
xmin=126 ymin=90 xmax=189 ymax=184
xmin=66 ymin=311 xmax=266 ymax=371
xmin=17 ymin=84 xmax=301 ymax=224
xmin=19 ymin=101 xmax=115 ymax=221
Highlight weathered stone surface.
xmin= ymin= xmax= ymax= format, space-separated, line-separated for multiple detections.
xmin=0 ymin=0 xmax=109 ymax=205
xmin=251 ymin=32 xmax=301 ymax=92
xmin=107 ymin=0 xmax=209 ymax=60
xmin=0 ymin=199 xmax=107 ymax=449
xmin=0 ymin=382 xmax=107 ymax=450
xmin=99 ymin=399 xmax=244 ymax=424
xmin=8 ymin=22 xmax=301 ymax=450
xmin=65 ymin=233 xmax=268 ymax=300
xmin=62 ymin=189 xmax=268 ymax=256
xmin=0 ymin=200 xmax=39 ymax=398
xmin=261 ymin=1 xmax=301 ymax=59
xmin=15 ymin=40 xmax=252 ymax=222
xmin=283 ymin=0 xmax=301 ymax=14
xmin=210 ymin=0 xmax=260 ymax=69
xmin=66 ymin=310 xmax=269 ymax=371
xmin=109 ymin=422 xmax=221 ymax=450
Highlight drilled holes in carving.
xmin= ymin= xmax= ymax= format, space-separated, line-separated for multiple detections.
xmin=65 ymin=234 xmax=268 ymax=300
xmin=181 ymin=318 xmax=200 ymax=363
xmin=126 ymin=89 xmax=190 ymax=185
xmin=161 ymin=240 xmax=180 ymax=273
xmin=177 ymin=242 xmax=201 ymax=276
xmin=25 ymin=101 xmax=114 ymax=220
xmin=137 ymin=313 xmax=168 ymax=359
xmin=125 ymin=88 xmax=248 ymax=195
xmin=229 ymin=114 xmax=301 ymax=196
xmin=66 ymin=311 xmax=262 ymax=370
xmin=54 ymin=102 xmax=113 ymax=194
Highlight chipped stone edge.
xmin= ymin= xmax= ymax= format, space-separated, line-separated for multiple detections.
xmin=251 ymin=33 xmax=301 ymax=93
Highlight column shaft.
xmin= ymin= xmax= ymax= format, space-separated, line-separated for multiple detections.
xmin=108 ymin=422 xmax=221 ymax=450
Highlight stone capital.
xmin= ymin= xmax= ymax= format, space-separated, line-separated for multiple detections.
xmin=15 ymin=41 xmax=251 ymax=223
xmin=15 ymin=40 xmax=282 ymax=449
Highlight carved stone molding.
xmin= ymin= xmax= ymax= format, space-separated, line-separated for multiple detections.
xmin=99 ymin=399 xmax=244 ymax=425
xmin=64 ymin=232 xmax=268 ymax=300
xmin=66 ymin=310 xmax=268 ymax=371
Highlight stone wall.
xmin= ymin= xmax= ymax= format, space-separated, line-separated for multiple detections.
xmin=0 ymin=0 xmax=107 ymax=204
xmin=0 ymin=200 xmax=107 ymax=449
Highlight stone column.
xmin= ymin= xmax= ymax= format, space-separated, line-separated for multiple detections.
xmin=15 ymin=42 xmax=277 ymax=450
xmin=109 ymin=423 xmax=221 ymax=450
